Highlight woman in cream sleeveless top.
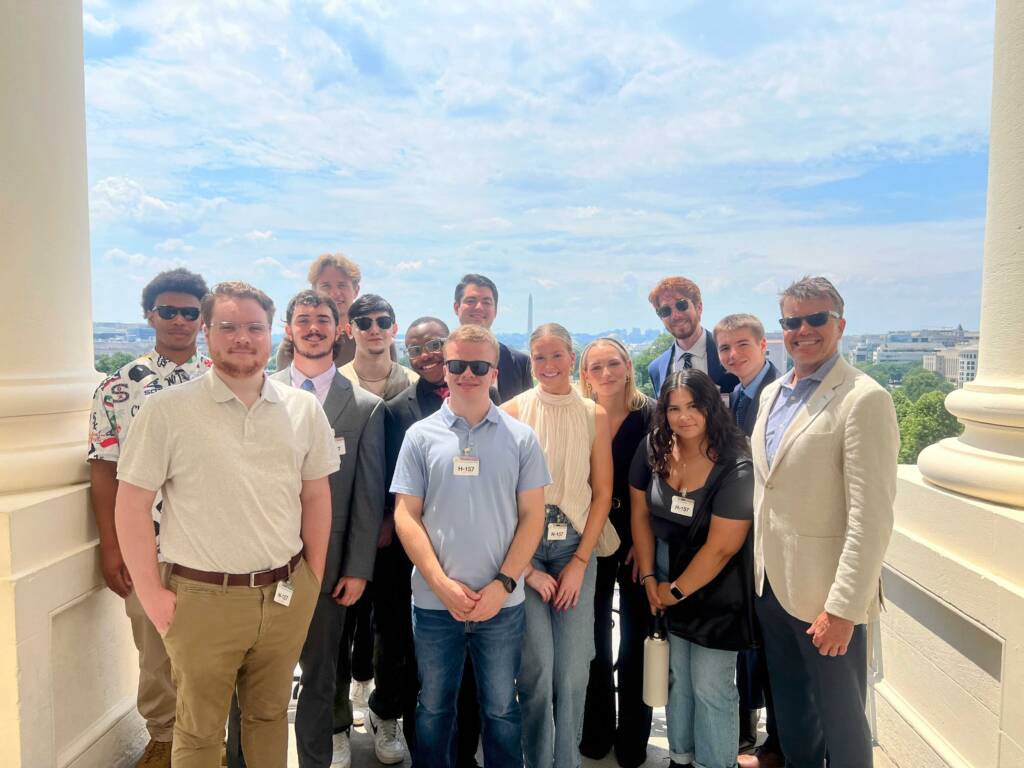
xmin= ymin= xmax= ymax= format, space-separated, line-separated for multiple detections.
xmin=502 ymin=323 xmax=616 ymax=768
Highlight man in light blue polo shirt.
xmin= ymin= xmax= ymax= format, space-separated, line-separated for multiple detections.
xmin=393 ymin=324 xmax=549 ymax=768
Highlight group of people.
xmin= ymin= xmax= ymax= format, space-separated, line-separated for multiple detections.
xmin=88 ymin=255 xmax=899 ymax=768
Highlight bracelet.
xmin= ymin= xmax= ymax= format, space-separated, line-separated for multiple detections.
xmin=639 ymin=573 xmax=656 ymax=585
xmin=573 ymin=553 xmax=589 ymax=566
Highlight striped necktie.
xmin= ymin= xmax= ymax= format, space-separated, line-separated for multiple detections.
xmin=681 ymin=352 xmax=693 ymax=369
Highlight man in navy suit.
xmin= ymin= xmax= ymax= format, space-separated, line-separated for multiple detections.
xmin=646 ymin=276 xmax=739 ymax=397
xmin=715 ymin=313 xmax=783 ymax=768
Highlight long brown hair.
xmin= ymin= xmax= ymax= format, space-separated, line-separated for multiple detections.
xmin=649 ymin=370 xmax=747 ymax=476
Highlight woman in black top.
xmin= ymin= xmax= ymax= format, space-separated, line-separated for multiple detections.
xmin=577 ymin=338 xmax=656 ymax=768
xmin=631 ymin=370 xmax=754 ymax=768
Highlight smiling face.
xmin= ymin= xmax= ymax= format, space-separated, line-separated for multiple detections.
xmin=314 ymin=265 xmax=359 ymax=320
xmin=666 ymin=386 xmax=707 ymax=443
xmin=530 ymin=335 xmax=575 ymax=395
xmin=454 ymin=283 xmax=497 ymax=328
xmin=781 ymin=295 xmax=846 ymax=377
xmin=204 ymin=297 xmax=272 ymax=379
xmin=147 ymin=291 xmax=203 ymax=357
xmin=406 ymin=320 xmax=448 ymax=384
xmin=716 ymin=327 xmax=767 ymax=387
xmin=654 ymin=289 xmax=704 ymax=346
xmin=444 ymin=339 xmax=498 ymax=405
xmin=286 ymin=302 xmax=341 ymax=361
xmin=581 ymin=341 xmax=631 ymax=404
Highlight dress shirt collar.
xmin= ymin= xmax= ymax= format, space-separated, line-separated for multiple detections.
xmin=439 ymin=399 xmax=502 ymax=428
xmin=207 ymin=367 xmax=279 ymax=404
xmin=674 ymin=328 xmax=707 ymax=361
xmin=738 ymin=360 xmax=772 ymax=399
xmin=289 ymin=363 xmax=337 ymax=405
xmin=780 ymin=352 xmax=840 ymax=393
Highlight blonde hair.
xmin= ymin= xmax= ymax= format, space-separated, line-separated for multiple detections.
xmin=578 ymin=338 xmax=647 ymax=412
xmin=307 ymin=253 xmax=362 ymax=286
xmin=713 ymin=313 xmax=765 ymax=342
xmin=446 ymin=324 xmax=499 ymax=362
xmin=529 ymin=322 xmax=574 ymax=353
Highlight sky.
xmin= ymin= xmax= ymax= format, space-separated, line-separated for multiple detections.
xmin=84 ymin=0 xmax=995 ymax=336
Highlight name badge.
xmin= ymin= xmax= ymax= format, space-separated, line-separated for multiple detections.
xmin=453 ymin=456 xmax=480 ymax=476
xmin=671 ymin=495 xmax=695 ymax=518
xmin=335 ymin=437 xmax=346 ymax=456
xmin=274 ymin=580 xmax=294 ymax=607
xmin=547 ymin=522 xmax=568 ymax=541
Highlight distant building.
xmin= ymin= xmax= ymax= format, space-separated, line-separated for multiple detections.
xmin=924 ymin=346 xmax=979 ymax=388
xmin=872 ymin=341 xmax=942 ymax=365
xmin=764 ymin=332 xmax=791 ymax=372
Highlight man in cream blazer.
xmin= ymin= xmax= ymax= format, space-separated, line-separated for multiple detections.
xmin=750 ymin=277 xmax=898 ymax=768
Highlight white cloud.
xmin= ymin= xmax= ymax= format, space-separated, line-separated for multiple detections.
xmin=89 ymin=177 xmax=227 ymax=226
xmin=103 ymin=247 xmax=184 ymax=270
xmin=394 ymin=260 xmax=423 ymax=273
xmin=245 ymin=230 xmax=274 ymax=241
xmin=155 ymin=238 xmax=194 ymax=252
xmin=83 ymin=12 xmax=120 ymax=36
xmin=253 ymin=256 xmax=302 ymax=281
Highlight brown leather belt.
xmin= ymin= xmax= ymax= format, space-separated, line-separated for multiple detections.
xmin=171 ymin=552 xmax=303 ymax=587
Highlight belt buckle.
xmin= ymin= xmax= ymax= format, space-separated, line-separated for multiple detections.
xmin=249 ymin=568 xmax=272 ymax=587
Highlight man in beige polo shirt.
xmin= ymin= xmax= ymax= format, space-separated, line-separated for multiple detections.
xmin=115 ymin=281 xmax=340 ymax=768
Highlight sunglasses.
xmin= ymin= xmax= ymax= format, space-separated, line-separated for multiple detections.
xmin=778 ymin=310 xmax=841 ymax=331
xmin=655 ymin=299 xmax=690 ymax=318
xmin=407 ymin=338 xmax=444 ymax=358
xmin=352 ymin=316 xmax=395 ymax=332
xmin=154 ymin=305 xmax=201 ymax=321
xmin=445 ymin=359 xmax=494 ymax=376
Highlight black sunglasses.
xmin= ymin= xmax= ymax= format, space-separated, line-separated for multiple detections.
xmin=446 ymin=359 xmax=494 ymax=376
xmin=655 ymin=299 xmax=690 ymax=318
xmin=407 ymin=338 xmax=445 ymax=358
xmin=778 ymin=310 xmax=841 ymax=331
xmin=352 ymin=316 xmax=395 ymax=331
xmin=153 ymin=305 xmax=201 ymax=321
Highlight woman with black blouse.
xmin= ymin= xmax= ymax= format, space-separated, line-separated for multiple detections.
xmin=631 ymin=370 xmax=755 ymax=768
xmin=577 ymin=338 xmax=656 ymax=768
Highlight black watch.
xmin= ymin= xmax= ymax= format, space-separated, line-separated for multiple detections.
xmin=669 ymin=582 xmax=687 ymax=602
xmin=495 ymin=573 xmax=516 ymax=594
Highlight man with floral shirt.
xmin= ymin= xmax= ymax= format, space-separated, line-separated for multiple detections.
xmin=88 ymin=267 xmax=210 ymax=768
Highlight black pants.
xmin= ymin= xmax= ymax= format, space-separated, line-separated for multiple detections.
xmin=755 ymin=579 xmax=871 ymax=768
xmin=736 ymin=644 xmax=783 ymax=754
xmin=367 ymin=540 xmax=419 ymax=748
xmin=296 ymin=595 xmax=349 ymax=768
xmin=579 ymin=550 xmax=652 ymax=768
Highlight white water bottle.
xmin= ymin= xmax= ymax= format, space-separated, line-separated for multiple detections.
xmin=643 ymin=617 xmax=669 ymax=707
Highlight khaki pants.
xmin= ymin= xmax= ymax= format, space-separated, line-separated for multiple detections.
xmin=163 ymin=558 xmax=319 ymax=768
xmin=125 ymin=588 xmax=176 ymax=742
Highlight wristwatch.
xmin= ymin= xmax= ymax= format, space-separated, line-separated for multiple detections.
xmin=669 ymin=581 xmax=687 ymax=602
xmin=495 ymin=572 xmax=516 ymax=594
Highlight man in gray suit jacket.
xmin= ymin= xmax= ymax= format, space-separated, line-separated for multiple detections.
xmin=273 ymin=289 xmax=386 ymax=768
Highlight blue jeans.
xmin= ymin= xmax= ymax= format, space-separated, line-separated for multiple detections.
xmin=521 ymin=507 xmax=598 ymax=768
xmin=656 ymin=540 xmax=739 ymax=768
xmin=412 ymin=604 xmax=525 ymax=768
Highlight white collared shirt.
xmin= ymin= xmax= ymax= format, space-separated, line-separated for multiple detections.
xmin=290 ymin=363 xmax=337 ymax=405
xmin=671 ymin=328 xmax=708 ymax=375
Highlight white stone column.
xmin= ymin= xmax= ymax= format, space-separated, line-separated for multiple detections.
xmin=918 ymin=0 xmax=1024 ymax=507
xmin=1 ymin=3 xmax=144 ymax=767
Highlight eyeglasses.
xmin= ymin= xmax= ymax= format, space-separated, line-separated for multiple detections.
xmin=407 ymin=338 xmax=444 ymax=358
xmin=154 ymin=305 xmax=201 ymax=321
xmin=445 ymin=359 xmax=494 ymax=376
xmin=352 ymin=316 xmax=395 ymax=332
xmin=778 ymin=311 xmax=841 ymax=331
xmin=211 ymin=321 xmax=269 ymax=337
xmin=655 ymin=299 xmax=690 ymax=318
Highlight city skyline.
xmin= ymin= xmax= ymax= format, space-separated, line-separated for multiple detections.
xmin=84 ymin=1 xmax=994 ymax=333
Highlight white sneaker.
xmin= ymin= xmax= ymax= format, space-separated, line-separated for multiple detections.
xmin=368 ymin=708 xmax=406 ymax=765
xmin=331 ymin=731 xmax=352 ymax=768
xmin=350 ymin=679 xmax=373 ymax=727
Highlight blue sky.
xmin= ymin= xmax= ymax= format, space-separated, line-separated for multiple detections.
xmin=84 ymin=0 xmax=995 ymax=335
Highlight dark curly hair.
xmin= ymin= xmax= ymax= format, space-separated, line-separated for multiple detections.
xmin=649 ymin=370 xmax=748 ymax=476
xmin=141 ymin=268 xmax=209 ymax=316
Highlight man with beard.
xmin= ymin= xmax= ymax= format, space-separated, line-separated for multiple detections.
xmin=114 ymin=282 xmax=338 ymax=768
xmin=270 ymin=289 xmax=386 ymax=768
xmin=88 ymin=267 xmax=211 ymax=768
xmin=646 ymin=276 xmax=738 ymax=397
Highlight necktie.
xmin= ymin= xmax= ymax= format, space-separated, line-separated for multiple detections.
xmin=301 ymin=379 xmax=316 ymax=393
xmin=681 ymin=352 xmax=693 ymax=369
xmin=734 ymin=391 xmax=751 ymax=427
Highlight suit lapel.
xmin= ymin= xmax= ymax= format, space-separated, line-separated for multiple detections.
xmin=322 ymin=372 xmax=355 ymax=426
xmin=767 ymin=361 xmax=848 ymax=477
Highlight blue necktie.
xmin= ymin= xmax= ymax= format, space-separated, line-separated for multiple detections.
xmin=301 ymin=379 xmax=316 ymax=393
xmin=734 ymin=390 xmax=751 ymax=427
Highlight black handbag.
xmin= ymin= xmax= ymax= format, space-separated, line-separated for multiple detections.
xmin=664 ymin=457 xmax=757 ymax=652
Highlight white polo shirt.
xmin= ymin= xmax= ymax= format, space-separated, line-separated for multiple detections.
xmin=117 ymin=368 xmax=339 ymax=573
